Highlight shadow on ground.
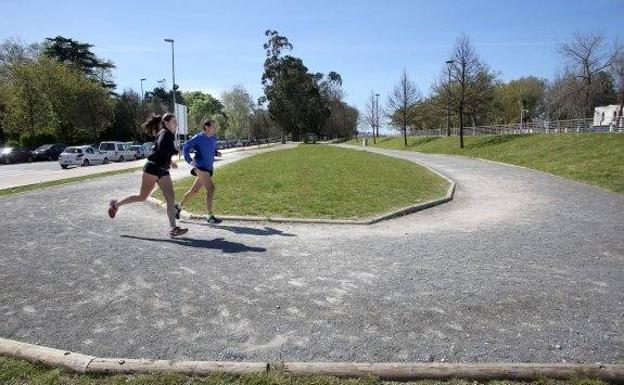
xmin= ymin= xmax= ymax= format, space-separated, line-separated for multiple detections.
xmin=189 ymin=224 xmax=297 ymax=237
xmin=121 ymin=235 xmax=267 ymax=253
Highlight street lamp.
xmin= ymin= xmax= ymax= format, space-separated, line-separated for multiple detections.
xmin=445 ymin=60 xmax=455 ymax=137
xmin=140 ymin=78 xmax=147 ymax=101
xmin=164 ymin=39 xmax=176 ymax=114
xmin=157 ymin=79 xmax=166 ymax=88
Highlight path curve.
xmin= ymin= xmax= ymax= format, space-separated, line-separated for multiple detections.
xmin=1 ymin=145 xmax=622 ymax=364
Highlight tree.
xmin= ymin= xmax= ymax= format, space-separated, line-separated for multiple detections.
xmin=362 ymin=92 xmax=379 ymax=143
xmin=143 ymin=86 xmax=184 ymax=114
xmin=261 ymin=30 xmax=330 ymax=141
xmin=387 ymin=70 xmax=421 ymax=146
xmin=105 ymin=89 xmax=142 ymax=142
xmin=434 ymin=34 xmax=490 ymax=148
xmin=1 ymin=57 xmax=114 ymax=144
xmin=0 ymin=38 xmax=40 ymax=80
xmin=559 ymin=31 xmax=620 ymax=117
xmin=43 ymin=36 xmax=116 ymax=90
xmin=612 ymin=52 xmax=624 ymax=126
xmin=183 ymin=91 xmax=225 ymax=134
xmin=493 ymin=76 xmax=547 ymax=124
xmin=221 ymin=85 xmax=254 ymax=139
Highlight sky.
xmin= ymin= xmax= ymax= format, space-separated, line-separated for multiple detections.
xmin=2 ymin=0 xmax=623 ymax=116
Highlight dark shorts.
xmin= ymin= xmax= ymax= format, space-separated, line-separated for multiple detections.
xmin=191 ymin=167 xmax=213 ymax=177
xmin=143 ymin=161 xmax=170 ymax=178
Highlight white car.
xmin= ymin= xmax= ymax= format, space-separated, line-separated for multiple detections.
xmin=142 ymin=142 xmax=155 ymax=157
xmin=99 ymin=141 xmax=135 ymax=162
xmin=58 ymin=146 xmax=109 ymax=169
xmin=129 ymin=145 xmax=145 ymax=159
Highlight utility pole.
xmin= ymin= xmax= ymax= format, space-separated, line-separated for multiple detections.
xmin=445 ymin=59 xmax=455 ymax=137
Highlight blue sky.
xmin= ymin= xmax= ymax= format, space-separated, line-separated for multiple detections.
xmin=2 ymin=0 xmax=623 ymax=114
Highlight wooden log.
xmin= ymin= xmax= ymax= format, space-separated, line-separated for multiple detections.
xmin=283 ymin=362 xmax=624 ymax=384
xmin=0 ymin=337 xmax=95 ymax=373
xmin=86 ymin=358 xmax=268 ymax=375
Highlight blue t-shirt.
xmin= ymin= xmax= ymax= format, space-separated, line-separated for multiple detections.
xmin=183 ymin=133 xmax=218 ymax=170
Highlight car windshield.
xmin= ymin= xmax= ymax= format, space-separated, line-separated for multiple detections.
xmin=64 ymin=147 xmax=82 ymax=154
xmin=36 ymin=144 xmax=52 ymax=151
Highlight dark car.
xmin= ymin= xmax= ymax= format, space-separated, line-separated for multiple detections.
xmin=32 ymin=143 xmax=67 ymax=161
xmin=0 ymin=147 xmax=33 ymax=164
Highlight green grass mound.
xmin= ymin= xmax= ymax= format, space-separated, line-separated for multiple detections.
xmin=0 ymin=356 xmax=611 ymax=385
xmin=165 ymin=144 xmax=449 ymax=219
xmin=348 ymin=133 xmax=624 ymax=193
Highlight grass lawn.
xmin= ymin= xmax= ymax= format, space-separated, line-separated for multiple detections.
xmin=161 ymin=144 xmax=449 ymax=219
xmin=346 ymin=134 xmax=624 ymax=194
xmin=0 ymin=356 xmax=611 ymax=385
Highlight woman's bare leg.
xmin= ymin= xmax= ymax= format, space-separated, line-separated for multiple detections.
xmin=157 ymin=175 xmax=177 ymax=229
xmin=116 ymin=172 xmax=158 ymax=208
xmin=179 ymin=177 xmax=203 ymax=207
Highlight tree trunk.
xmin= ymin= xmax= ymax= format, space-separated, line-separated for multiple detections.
xmin=403 ymin=128 xmax=407 ymax=147
xmin=459 ymin=107 xmax=464 ymax=149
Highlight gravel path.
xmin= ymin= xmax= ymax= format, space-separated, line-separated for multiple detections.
xmin=1 ymin=145 xmax=622 ymax=363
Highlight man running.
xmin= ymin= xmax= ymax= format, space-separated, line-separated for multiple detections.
xmin=176 ymin=119 xmax=222 ymax=224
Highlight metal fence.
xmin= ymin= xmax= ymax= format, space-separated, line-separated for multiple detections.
xmin=391 ymin=118 xmax=624 ymax=137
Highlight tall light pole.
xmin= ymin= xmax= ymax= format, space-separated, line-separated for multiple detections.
xmin=164 ymin=39 xmax=176 ymax=114
xmin=140 ymin=78 xmax=147 ymax=101
xmin=375 ymin=93 xmax=380 ymax=140
xmin=445 ymin=60 xmax=455 ymax=137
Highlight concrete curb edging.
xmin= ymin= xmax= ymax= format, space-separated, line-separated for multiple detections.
xmin=283 ymin=362 xmax=624 ymax=383
xmin=146 ymin=145 xmax=456 ymax=225
xmin=1 ymin=338 xmax=623 ymax=383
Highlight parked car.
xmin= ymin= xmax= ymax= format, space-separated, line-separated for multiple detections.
xmin=31 ymin=143 xmax=67 ymax=161
xmin=58 ymin=146 xmax=109 ymax=169
xmin=0 ymin=146 xmax=33 ymax=164
xmin=142 ymin=142 xmax=155 ymax=157
xmin=99 ymin=141 xmax=135 ymax=162
xmin=129 ymin=145 xmax=145 ymax=159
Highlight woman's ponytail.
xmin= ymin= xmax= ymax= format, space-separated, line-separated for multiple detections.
xmin=143 ymin=115 xmax=162 ymax=136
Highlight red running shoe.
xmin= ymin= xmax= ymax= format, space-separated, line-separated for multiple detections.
xmin=108 ymin=200 xmax=118 ymax=218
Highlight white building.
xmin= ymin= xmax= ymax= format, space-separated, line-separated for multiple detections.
xmin=594 ymin=104 xmax=623 ymax=127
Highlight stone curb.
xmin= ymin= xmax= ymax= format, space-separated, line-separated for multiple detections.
xmin=1 ymin=338 xmax=623 ymax=382
xmin=147 ymin=145 xmax=456 ymax=225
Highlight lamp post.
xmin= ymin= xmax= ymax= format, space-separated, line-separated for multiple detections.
xmin=164 ymin=39 xmax=176 ymax=114
xmin=445 ymin=60 xmax=455 ymax=137
xmin=140 ymin=78 xmax=146 ymax=101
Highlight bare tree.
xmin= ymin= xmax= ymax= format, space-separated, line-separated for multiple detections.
xmin=434 ymin=34 xmax=488 ymax=148
xmin=612 ymin=52 xmax=624 ymax=126
xmin=362 ymin=91 xmax=378 ymax=143
xmin=387 ymin=70 xmax=421 ymax=146
xmin=559 ymin=31 xmax=620 ymax=117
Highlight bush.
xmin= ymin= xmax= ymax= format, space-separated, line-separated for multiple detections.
xmin=19 ymin=132 xmax=58 ymax=148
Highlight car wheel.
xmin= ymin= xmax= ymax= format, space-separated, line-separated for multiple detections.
xmin=61 ymin=165 xmax=68 ymax=169
xmin=119 ymin=156 xmax=125 ymax=162
xmin=83 ymin=159 xmax=90 ymax=167
xmin=103 ymin=158 xmax=109 ymax=164
xmin=48 ymin=155 xmax=53 ymax=161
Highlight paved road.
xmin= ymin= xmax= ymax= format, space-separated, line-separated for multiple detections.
xmin=0 ymin=144 xmax=276 ymax=190
xmin=1 ymin=145 xmax=622 ymax=364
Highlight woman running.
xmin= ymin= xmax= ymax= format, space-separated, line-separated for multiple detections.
xmin=175 ymin=119 xmax=222 ymax=224
xmin=108 ymin=113 xmax=188 ymax=237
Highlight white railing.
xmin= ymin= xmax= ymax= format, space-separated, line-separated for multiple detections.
xmin=395 ymin=118 xmax=624 ymax=137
